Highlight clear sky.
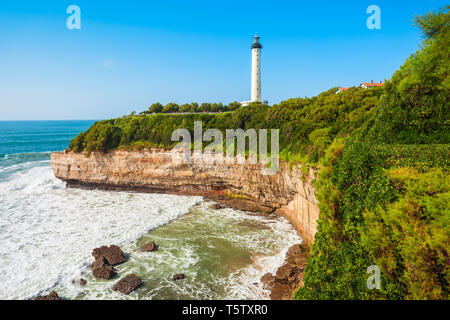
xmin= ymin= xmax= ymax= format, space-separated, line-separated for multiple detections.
xmin=0 ymin=0 xmax=448 ymax=120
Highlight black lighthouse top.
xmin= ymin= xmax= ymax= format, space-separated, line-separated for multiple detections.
xmin=251 ymin=34 xmax=262 ymax=49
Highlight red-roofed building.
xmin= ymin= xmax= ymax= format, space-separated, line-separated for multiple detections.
xmin=360 ymin=80 xmax=383 ymax=88
xmin=336 ymin=87 xmax=350 ymax=93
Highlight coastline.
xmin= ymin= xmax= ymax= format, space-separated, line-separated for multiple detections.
xmin=51 ymin=149 xmax=319 ymax=299
xmin=51 ymin=149 xmax=320 ymax=245
xmin=68 ymin=180 xmax=308 ymax=300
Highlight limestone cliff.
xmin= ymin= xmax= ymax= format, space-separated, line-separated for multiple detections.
xmin=51 ymin=150 xmax=319 ymax=245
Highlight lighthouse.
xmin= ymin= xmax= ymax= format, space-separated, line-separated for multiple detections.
xmin=251 ymin=34 xmax=262 ymax=102
xmin=241 ymin=34 xmax=268 ymax=106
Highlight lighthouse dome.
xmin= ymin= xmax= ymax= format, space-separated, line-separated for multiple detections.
xmin=251 ymin=34 xmax=262 ymax=49
xmin=251 ymin=42 xmax=262 ymax=49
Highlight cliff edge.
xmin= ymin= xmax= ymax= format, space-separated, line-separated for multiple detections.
xmin=51 ymin=149 xmax=319 ymax=245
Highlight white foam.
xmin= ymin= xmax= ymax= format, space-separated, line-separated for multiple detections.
xmin=0 ymin=159 xmax=302 ymax=300
xmin=0 ymin=164 xmax=201 ymax=300
xmin=51 ymin=200 xmax=302 ymax=300
xmin=201 ymin=205 xmax=302 ymax=299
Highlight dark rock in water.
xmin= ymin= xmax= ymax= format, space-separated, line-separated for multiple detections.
xmin=90 ymin=257 xmax=107 ymax=270
xmin=91 ymin=257 xmax=117 ymax=280
xmin=112 ymin=274 xmax=142 ymax=295
xmin=72 ymin=278 xmax=87 ymax=286
xmin=172 ymin=273 xmax=185 ymax=281
xmin=92 ymin=245 xmax=126 ymax=266
xmin=93 ymin=265 xmax=116 ymax=280
xmin=139 ymin=241 xmax=156 ymax=252
xmin=34 ymin=291 xmax=61 ymax=300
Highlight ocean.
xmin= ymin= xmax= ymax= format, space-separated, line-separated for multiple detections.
xmin=0 ymin=120 xmax=302 ymax=300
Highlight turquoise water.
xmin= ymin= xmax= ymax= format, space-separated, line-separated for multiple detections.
xmin=0 ymin=120 xmax=96 ymax=155
xmin=0 ymin=120 xmax=96 ymax=172
xmin=0 ymin=120 xmax=96 ymax=182
xmin=0 ymin=121 xmax=301 ymax=300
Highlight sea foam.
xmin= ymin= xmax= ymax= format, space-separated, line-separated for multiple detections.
xmin=0 ymin=157 xmax=302 ymax=300
xmin=0 ymin=162 xmax=201 ymax=300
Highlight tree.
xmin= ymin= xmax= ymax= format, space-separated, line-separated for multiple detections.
xmin=414 ymin=5 xmax=449 ymax=39
xmin=148 ymin=102 xmax=163 ymax=113
xmin=162 ymin=102 xmax=180 ymax=113
xmin=200 ymin=103 xmax=211 ymax=112
xmin=180 ymin=104 xmax=191 ymax=113
xmin=190 ymin=102 xmax=199 ymax=112
xmin=211 ymin=102 xmax=224 ymax=112
xmin=227 ymin=101 xmax=242 ymax=111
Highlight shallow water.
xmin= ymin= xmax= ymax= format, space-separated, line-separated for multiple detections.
xmin=56 ymin=201 xmax=302 ymax=300
xmin=0 ymin=121 xmax=302 ymax=300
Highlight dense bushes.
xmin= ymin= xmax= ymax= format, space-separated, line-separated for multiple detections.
xmin=143 ymin=101 xmax=242 ymax=114
xmin=296 ymin=7 xmax=449 ymax=300
xmin=362 ymin=167 xmax=449 ymax=299
xmin=68 ymin=88 xmax=383 ymax=164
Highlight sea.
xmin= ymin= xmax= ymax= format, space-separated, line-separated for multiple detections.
xmin=0 ymin=120 xmax=302 ymax=300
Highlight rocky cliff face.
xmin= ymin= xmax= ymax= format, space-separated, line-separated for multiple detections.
xmin=51 ymin=150 xmax=319 ymax=244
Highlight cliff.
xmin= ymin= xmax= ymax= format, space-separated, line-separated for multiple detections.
xmin=50 ymin=150 xmax=319 ymax=245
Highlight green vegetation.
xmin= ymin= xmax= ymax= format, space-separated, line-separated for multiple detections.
xmin=296 ymin=7 xmax=449 ymax=300
xmin=69 ymin=88 xmax=383 ymax=161
xmin=68 ymin=8 xmax=449 ymax=299
xmin=142 ymin=101 xmax=242 ymax=114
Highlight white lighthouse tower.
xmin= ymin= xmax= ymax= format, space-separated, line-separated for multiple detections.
xmin=251 ymin=34 xmax=262 ymax=102
xmin=242 ymin=34 xmax=268 ymax=106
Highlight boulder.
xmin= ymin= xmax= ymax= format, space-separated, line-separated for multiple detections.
xmin=172 ymin=273 xmax=185 ymax=281
xmin=139 ymin=241 xmax=156 ymax=252
xmin=34 ymin=291 xmax=61 ymax=300
xmin=90 ymin=257 xmax=108 ymax=269
xmin=93 ymin=265 xmax=116 ymax=280
xmin=92 ymin=245 xmax=126 ymax=266
xmin=112 ymin=274 xmax=142 ymax=295
xmin=91 ymin=257 xmax=117 ymax=280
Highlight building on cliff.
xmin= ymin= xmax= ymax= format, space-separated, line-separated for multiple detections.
xmin=335 ymin=81 xmax=384 ymax=94
xmin=241 ymin=34 xmax=269 ymax=106
xmin=360 ymin=80 xmax=383 ymax=88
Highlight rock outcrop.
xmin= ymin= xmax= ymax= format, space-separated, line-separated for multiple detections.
xmin=172 ymin=273 xmax=185 ymax=281
xmin=261 ymin=244 xmax=308 ymax=299
xmin=34 ymin=291 xmax=62 ymax=300
xmin=51 ymin=150 xmax=319 ymax=245
xmin=112 ymin=274 xmax=142 ymax=295
xmin=90 ymin=257 xmax=117 ymax=280
xmin=138 ymin=241 xmax=156 ymax=252
xmin=92 ymin=245 xmax=126 ymax=266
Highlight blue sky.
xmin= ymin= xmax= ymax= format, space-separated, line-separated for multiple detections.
xmin=0 ymin=0 xmax=447 ymax=120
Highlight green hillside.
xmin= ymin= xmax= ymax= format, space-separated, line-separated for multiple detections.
xmin=296 ymin=7 xmax=449 ymax=299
